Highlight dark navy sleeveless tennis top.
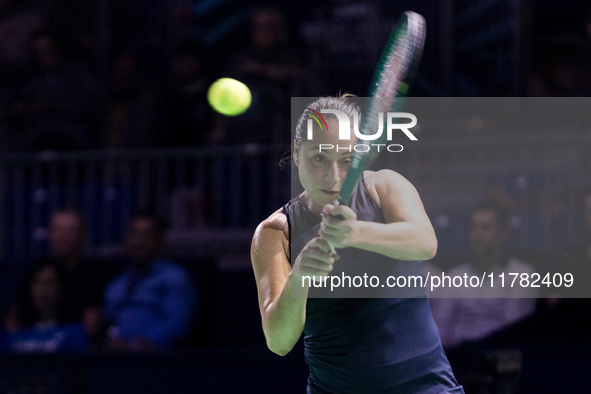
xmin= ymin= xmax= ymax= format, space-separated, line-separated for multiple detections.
xmin=283 ymin=177 xmax=463 ymax=393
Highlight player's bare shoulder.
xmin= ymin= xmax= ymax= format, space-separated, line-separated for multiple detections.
xmin=363 ymin=169 xmax=415 ymax=208
xmin=257 ymin=208 xmax=289 ymax=236
xmin=251 ymin=208 xmax=290 ymax=261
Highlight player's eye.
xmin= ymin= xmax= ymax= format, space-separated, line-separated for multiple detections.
xmin=313 ymin=155 xmax=326 ymax=163
xmin=343 ymin=158 xmax=352 ymax=166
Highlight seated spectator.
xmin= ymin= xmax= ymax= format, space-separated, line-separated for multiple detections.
xmin=45 ymin=209 xmax=113 ymax=342
xmin=4 ymin=260 xmax=88 ymax=352
xmin=0 ymin=0 xmax=44 ymax=116
xmin=429 ymin=202 xmax=538 ymax=349
xmin=0 ymin=0 xmax=44 ymax=71
xmin=154 ymin=38 xmax=222 ymax=147
xmin=219 ymin=6 xmax=309 ymax=145
xmin=105 ymin=52 xmax=157 ymax=149
xmin=103 ymin=212 xmax=197 ymax=350
xmin=8 ymin=28 xmax=103 ymax=151
xmin=4 ymin=209 xmax=110 ymax=345
xmin=238 ymin=6 xmax=308 ymax=95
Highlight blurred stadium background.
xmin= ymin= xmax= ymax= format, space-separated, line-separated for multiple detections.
xmin=1 ymin=0 xmax=591 ymax=393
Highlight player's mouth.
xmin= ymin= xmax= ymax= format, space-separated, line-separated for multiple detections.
xmin=320 ymin=189 xmax=339 ymax=196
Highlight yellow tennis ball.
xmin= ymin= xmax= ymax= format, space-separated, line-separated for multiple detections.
xmin=207 ymin=78 xmax=252 ymax=116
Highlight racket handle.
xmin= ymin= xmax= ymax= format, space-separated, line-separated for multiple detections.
xmin=323 ymin=198 xmax=340 ymax=253
xmin=326 ymin=240 xmax=335 ymax=253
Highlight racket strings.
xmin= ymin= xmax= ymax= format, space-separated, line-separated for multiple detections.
xmin=338 ymin=11 xmax=426 ymax=205
xmin=360 ymin=13 xmax=425 ymax=142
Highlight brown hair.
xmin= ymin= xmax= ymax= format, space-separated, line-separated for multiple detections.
xmin=280 ymin=94 xmax=360 ymax=171
xmin=294 ymin=94 xmax=361 ymax=147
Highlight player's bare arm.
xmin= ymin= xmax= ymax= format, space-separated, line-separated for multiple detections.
xmin=319 ymin=169 xmax=437 ymax=261
xmin=252 ymin=209 xmax=336 ymax=356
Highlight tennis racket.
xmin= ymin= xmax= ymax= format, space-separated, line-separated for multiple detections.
xmin=337 ymin=10 xmax=426 ymax=206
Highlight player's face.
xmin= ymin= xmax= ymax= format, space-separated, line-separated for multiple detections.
xmin=295 ymin=119 xmax=355 ymax=214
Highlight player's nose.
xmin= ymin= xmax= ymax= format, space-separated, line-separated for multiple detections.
xmin=324 ymin=162 xmax=340 ymax=183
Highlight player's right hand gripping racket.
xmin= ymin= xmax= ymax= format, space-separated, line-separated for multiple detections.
xmin=338 ymin=10 xmax=426 ymax=206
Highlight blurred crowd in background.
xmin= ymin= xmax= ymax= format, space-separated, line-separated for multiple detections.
xmin=1 ymin=0 xmax=591 ymax=153
xmin=0 ymin=0 xmax=311 ymax=152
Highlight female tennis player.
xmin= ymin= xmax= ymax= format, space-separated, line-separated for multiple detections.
xmin=251 ymin=96 xmax=463 ymax=393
